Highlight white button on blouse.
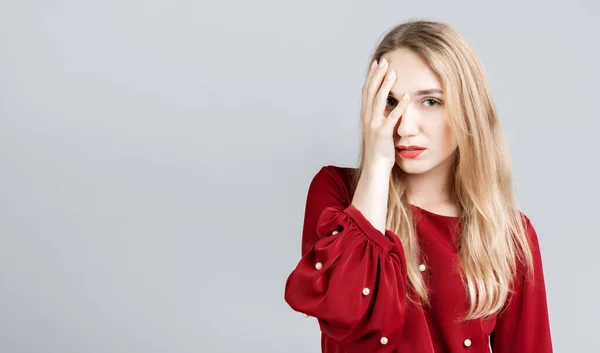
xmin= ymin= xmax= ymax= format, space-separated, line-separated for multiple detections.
xmin=362 ymin=287 xmax=370 ymax=296
xmin=315 ymin=262 xmax=323 ymax=270
xmin=464 ymin=338 xmax=472 ymax=347
xmin=419 ymin=264 xmax=426 ymax=272
xmin=331 ymin=230 xmax=339 ymax=235
xmin=380 ymin=337 xmax=388 ymax=345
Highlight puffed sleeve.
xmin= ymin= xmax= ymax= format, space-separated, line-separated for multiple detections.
xmin=490 ymin=214 xmax=553 ymax=352
xmin=284 ymin=166 xmax=409 ymax=350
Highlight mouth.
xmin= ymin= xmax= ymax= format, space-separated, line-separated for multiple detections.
xmin=396 ymin=145 xmax=425 ymax=150
xmin=396 ymin=146 xmax=425 ymax=159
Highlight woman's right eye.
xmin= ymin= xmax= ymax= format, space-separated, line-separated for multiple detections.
xmin=386 ymin=97 xmax=398 ymax=108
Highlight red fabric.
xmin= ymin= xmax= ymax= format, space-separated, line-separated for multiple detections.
xmin=284 ymin=165 xmax=553 ymax=353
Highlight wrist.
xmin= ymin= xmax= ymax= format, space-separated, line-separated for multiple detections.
xmin=363 ymin=160 xmax=394 ymax=176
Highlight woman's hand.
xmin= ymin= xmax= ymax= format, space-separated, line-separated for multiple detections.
xmin=360 ymin=58 xmax=411 ymax=171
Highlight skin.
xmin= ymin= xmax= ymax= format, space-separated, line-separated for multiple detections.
xmin=380 ymin=48 xmax=459 ymax=216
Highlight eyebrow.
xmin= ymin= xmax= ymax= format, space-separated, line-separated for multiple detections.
xmin=389 ymin=88 xmax=444 ymax=98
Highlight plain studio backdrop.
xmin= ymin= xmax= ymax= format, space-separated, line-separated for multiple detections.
xmin=1 ymin=0 xmax=598 ymax=352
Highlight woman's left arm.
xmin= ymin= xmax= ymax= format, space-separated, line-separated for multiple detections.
xmin=490 ymin=215 xmax=553 ymax=352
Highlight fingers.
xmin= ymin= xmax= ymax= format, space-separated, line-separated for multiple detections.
xmin=360 ymin=60 xmax=378 ymax=120
xmin=371 ymin=69 xmax=396 ymax=123
xmin=381 ymin=93 xmax=410 ymax=132
xmin=361 ymin=58 xmax=389 ymax=122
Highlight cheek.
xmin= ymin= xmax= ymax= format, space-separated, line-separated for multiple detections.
xmin=443 ymin=124 xmax=458 ymax=149
xmin=427 ymin=117 xmax=448 ymax=138
xmin=428 ymin=118 xmax=457 ymax=153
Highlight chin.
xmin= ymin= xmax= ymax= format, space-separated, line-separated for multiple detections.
xmin=395 ymin=160 xmax=433 ymax=174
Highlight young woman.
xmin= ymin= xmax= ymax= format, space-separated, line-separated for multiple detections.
xmin=284 ymin=20 xmax=553 ymax=352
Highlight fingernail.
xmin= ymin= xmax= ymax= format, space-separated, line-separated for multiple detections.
xmin=379 ymin=58 xmax=387 ymax=67
xmin=371 ymin=60 xmax=377 ymax=69
xmin=386 ymin=70 xmax=395 ymax=80
xmin=403 ymin=93 xmax=410 ymax=101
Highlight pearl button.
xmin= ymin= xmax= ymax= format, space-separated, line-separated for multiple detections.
xmin=362 ymin=287 xmax=370 ymax=296
xmin=380 ymin=337 xmax=388 ymax=345
xmin=464 ymin=338 xmax=472 ymax=347
xmin=419 ymin=264 xmax=426 ymax=272
xmin=315 ymin=262 xmax=323 ymax=270
xmin=332 ymin=230 xmax=338 ymax=235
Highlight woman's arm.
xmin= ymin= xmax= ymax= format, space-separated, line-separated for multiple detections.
xmin=351 ymin=161 xmax=391 ymax=234
xmin=490 ymin=215 xmax=553 ymax=352
xmin=284 ymin=165 xmax=408 ymax=350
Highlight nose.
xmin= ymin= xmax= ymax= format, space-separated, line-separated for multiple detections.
xmin=396 ymin=104 xmax=419 ymax=137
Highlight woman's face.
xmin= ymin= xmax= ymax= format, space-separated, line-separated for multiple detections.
xmin=380 ymin=48 xmax=458 ymax=176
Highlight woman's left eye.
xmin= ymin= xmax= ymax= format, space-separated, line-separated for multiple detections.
xmin=423 ymin=98 xmax=441 ymax=107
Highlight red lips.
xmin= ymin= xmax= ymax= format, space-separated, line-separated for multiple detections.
xmin=396 ymin=145 xmax=425 ymax=150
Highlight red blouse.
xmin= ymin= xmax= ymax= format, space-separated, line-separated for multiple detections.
xmin=284 ymin=165 xmax=553 ymax=353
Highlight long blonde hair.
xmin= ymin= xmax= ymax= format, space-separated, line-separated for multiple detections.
xmin=351 ymin=19 xmax=534 ymax=321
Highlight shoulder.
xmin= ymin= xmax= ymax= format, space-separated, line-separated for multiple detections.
xmin=308 ymin=164 xmax=358 ymax=203
xmin=513 ymin=210 xmax=546 ymax=282
xmin=516 ymin=211 xmax=541 ymax=249
xmin=310 ymin=164 xmax=357 ymax=188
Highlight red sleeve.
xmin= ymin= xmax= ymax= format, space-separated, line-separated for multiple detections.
xmin=490 ymin=215 xmax=553 ymax=352
xmin=284 ymin=166 xmax=409 ymax=349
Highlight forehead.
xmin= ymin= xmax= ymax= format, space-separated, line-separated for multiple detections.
xmin=381 ymin=48 xmax=442 ymax=93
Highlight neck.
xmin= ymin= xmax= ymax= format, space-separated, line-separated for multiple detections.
xmin=405 ymin=157 xmax=455 ymax=208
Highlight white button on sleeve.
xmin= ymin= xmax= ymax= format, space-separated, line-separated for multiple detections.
xmin=315 ymin=262 xmax=323 ymax=270
xmin=464 ymin=338 xmax=472 ymax=347
xmin=362 ymin=287 xmax=370 ymax=296
xmin=331 ymin=230 xmax=338 ymax=235
xmin=380 ymin=337 xmax=388 ymax=345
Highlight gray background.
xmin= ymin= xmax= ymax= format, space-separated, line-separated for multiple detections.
xmin=1 ymin=0 xmax=598 ymax=352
